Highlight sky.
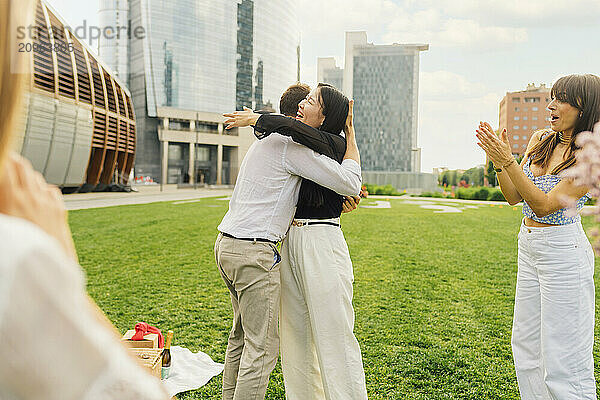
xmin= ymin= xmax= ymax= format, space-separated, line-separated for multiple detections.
xmin=47 ymin=0 xmax=600 ymax=173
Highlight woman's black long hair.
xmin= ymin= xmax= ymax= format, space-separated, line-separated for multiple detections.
xmin=527 ymin=74 xmax=600 ymax=174
xmin=318 ymin=83 xmax=350 ymax=135
xmin=299 ymin=83 xmax=350 ymax=208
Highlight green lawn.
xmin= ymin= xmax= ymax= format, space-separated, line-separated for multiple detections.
xmin=69 ymin=197 xmax=600 ymax=399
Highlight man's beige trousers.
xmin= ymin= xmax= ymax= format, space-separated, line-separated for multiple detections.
xmin=214 ymin=233 xmax=282 ymax=400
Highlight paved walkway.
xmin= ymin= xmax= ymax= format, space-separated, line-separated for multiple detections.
xmin=65 ymin=190 xmax=595 ymax=212
xmin=368 ymin=194 xmax=514 ymax=206
xmin=64 ymin=185 xmax=233 ymax=210
xmin=368 ymin=194 xmax=595 ymax=211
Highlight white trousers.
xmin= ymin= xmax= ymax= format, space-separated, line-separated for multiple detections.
xmin=513 ymin=220 xmax=596 ymax=399
xmin=279 ymin=219 xmax=368 ymax=400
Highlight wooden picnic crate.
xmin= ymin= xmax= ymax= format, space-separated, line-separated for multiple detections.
xmin=129 ymin=348 xmax=163 ymax=379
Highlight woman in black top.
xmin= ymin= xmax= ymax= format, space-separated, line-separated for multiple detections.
xmin=232 ymin=83 xmax=368 ymax=400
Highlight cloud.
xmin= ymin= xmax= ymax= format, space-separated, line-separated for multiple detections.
xmin=411 ymin=0 xmax=600 ymax=28
xmin=420 ymin=71 xmax=489 ymax=100
xmin=417 ymin=71 xmax=502 ymax=171
xmin=383 ymin=16 xmax=527 ymax=50
xmin=297 ymin=0 xmax=403 ymax=38
xmin=298 ymin=0 xmax=529 ymax=53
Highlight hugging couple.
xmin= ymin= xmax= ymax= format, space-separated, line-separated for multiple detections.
xmin=215 ymin=82 xmax=368 ymax=400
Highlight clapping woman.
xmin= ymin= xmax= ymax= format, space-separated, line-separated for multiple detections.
xmin=476 ymin=74 xmax=600 ymax=399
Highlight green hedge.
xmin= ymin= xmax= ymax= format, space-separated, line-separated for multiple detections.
xmin=363 ymin=184 xmax=405 ymax=196
xmin=419 ymin=187 xmax=506 ymax=202
xmin=420 ymin=191 xmax=443 ymax=198
xmin=456 ymin=187 xmax=505 ymax=201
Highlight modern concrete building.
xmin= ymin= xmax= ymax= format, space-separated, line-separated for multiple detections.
xmin=15 ymin=0 xmax=136 ymax=193
xmin=348 ymin=32 xmax=428 ymax=173
xmin=317 ymin=57 xmax=343 ymax=91
xmin=155 ymin=107 xmax=255 ymax=185
xmin=320 ymin=32 xmax=428 ymax=173
xmin=499 ymin=83 xmax=551 ymax=156
xmin=316 ymin=32 xmax=433 ymax=192
xmin=99 ymin=0 xmax=299 ymax=184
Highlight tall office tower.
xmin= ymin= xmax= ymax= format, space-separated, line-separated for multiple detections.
xmin=297 ymin=45 xmax=301 ymax=82
xmin=254 ymin=60 xmax=264 ymax=110
xmin=99 ymin=0 xmax=299 ymax=183
xmin=499 ymin=83 xmax=551 ymax=156
xmin=317 ymin=57 xmax=343 ymax=91
xmin=340 ymin=32 xmax=428 ymax=172
xmin=236 ymin=0 xmax=253 ymax=110
xmin=98 ymin=0 xmax=129 ymax=79
xmin=342 ymin=31 xmax=367 ymax=99
xmin=252 ymin=1 xmax=298 ymax=110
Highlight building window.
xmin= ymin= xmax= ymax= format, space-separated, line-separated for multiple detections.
xmin=196 ymin=121 xmax=219 ymax=133
xmin=514 ymin=116 xmax=520 ymax=120
xmin=169 ymin=119 xmax=190 ymax=131
xmin=523 ymin=107 xmax=528 ymax=112
xmin=523 ymin=116 xmax=528 ymax=120
xmin=195 ymin=146 xmax=210 ymax=161
xmin=512 ymin=97 xmax=520 ymax=102
xmin=522 ymin=136 xmax=528 ymax=140
xmin=513 ymin=144 xmax=519 ymax=149
xmin=515 ymin=107 xmax=520 ymax=111
xmin=513 ymin=135 xmax=520 ymax=140
xmin=532 ymin=106 xmax=538 ymax=111
xmin=524 ymin=97 xmax=540 ymax=103
xmin=523 ymin=125 xmax=527 ymax=129
xmin=531 ymin=126 xmax=537 ymax=130
xmin=523 ymin=144 xmax=527 ymax=148
xmin=513 ymin=125 xmax=520 ymax=130
xmin=532 ymin=116 xmax=538 ymax=120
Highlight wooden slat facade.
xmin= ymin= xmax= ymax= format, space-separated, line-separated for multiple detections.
xmin=30 ymin=0 xmax=136 ymax=188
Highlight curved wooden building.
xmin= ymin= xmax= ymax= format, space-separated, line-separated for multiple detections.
xmin=15 ymin=0 xmax=136 ymax=192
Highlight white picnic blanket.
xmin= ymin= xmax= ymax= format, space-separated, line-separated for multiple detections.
xmin=162 ymin=346 xmax=224 ymax=397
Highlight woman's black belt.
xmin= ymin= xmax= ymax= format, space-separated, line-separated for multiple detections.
xmin=291 ymin=220 xmax=341 ymax=228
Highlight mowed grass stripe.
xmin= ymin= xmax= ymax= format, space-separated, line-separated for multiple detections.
xmin=68 ymin=198 xmax=600 ymax=399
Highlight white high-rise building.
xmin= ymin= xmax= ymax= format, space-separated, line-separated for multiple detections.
xmin=318 ymin=32 xmax=428 ymax=173
xmin=98 ymin=0 xmax=129 ymax=79
xmin=317 ymin=57 xmax=343 ymax=91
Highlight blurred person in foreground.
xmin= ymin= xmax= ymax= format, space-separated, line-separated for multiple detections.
xmin=223 ymin=83 xmax=367 ymax=400
xmin=0 ymin=1 xmax=169 ymax=399
xmin=476 ymin=74 xmax=600 ymax=399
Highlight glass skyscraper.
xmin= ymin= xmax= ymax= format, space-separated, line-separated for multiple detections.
xmin=100 ymin=0 xmax=299 ymax=182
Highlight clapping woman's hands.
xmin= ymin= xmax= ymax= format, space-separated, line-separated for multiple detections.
xmin=476 ymin=122 xmax=515 ymax=168
xmin=223 ymin=107 xmax=261 ymax=130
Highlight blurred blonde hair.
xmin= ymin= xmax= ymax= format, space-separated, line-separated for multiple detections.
xmin=0 ymin=0 xmax=35 ymax=171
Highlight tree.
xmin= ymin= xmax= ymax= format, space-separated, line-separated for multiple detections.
xmin=448 ymin=170 xmax=458 ymax=186
xmin=441 ymin=173 xmax=449 ymax=187
xmin=464 ymin=166 xmax=484 ymax=187
xmin=486 ymin=160 xmax=497 ymax=187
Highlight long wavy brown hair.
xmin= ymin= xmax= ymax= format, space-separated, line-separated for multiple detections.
xmin=526 ymin=74 xmax=600 ymax=175
xmin=0 ymin=0 xmax=34 ymax=173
